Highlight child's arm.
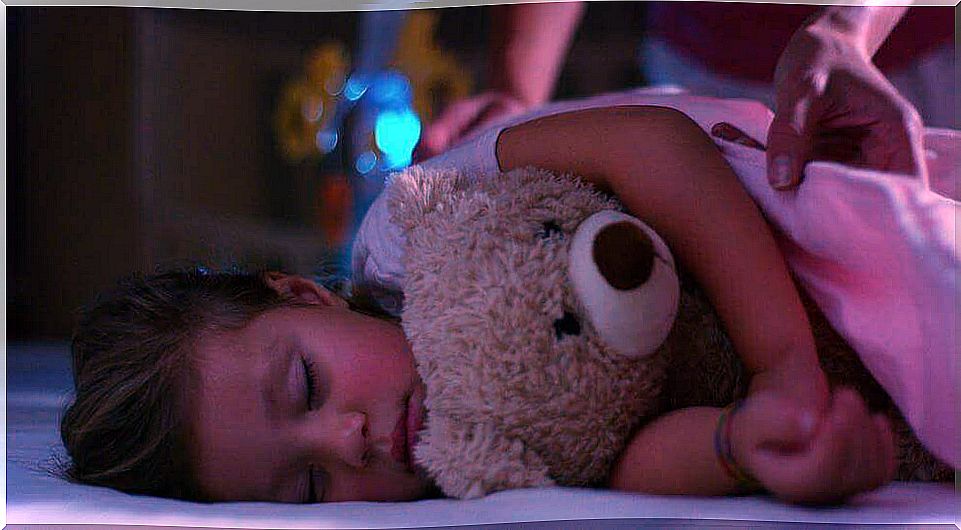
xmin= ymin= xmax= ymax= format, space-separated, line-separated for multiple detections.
xmin=608 ymin=390 xmax=895 ymax=503
xmin=495 ymin=105 xmax=828 ymax=410
xmin=608 ymin=406 xmax=751 ymax=497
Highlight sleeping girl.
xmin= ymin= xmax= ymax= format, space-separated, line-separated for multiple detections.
xmin=60 ymin=92 xmax=952 ymax=506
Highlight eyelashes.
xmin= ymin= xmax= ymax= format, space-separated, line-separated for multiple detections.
xmin=305 ymin=465 xmax=327 ymax=503
xmin=301 ymin=355 xmax=321 ymax=411
xmin=306 ymin=465 xmax=317 ymax=503
xmin=301 ymin=356 xmax=325 ymax=504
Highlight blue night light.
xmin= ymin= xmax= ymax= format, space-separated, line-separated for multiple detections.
xmin=343 ymin=74 xmax=370 ymax=101
xmin=367 ymin=70 xmax=412 ymax=107
xmin=355 ymin=150 xmax=378 ymax=175
xmin=316 ymin=130 xmax=339 ymax=154
xmin=374 ymin=108 xmax=421 ymax=170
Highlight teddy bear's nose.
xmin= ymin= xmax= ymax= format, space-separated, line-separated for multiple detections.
xmin=593 ymin=221 xmax=655 ymax=290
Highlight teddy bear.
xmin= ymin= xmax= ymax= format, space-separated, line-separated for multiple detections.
xmin=384 ymin=164 xmax=952 ymax=499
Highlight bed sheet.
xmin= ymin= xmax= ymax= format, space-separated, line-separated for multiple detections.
xmin=6 ymin=343 xmax=958 ymax=529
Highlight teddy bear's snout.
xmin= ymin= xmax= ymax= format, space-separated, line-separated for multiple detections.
xmin=568 ymin=210 xmax=680 ymax=358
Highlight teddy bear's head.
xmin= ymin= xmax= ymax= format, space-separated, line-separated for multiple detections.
xmin=387 ymin=165 xmax=682 ymax=498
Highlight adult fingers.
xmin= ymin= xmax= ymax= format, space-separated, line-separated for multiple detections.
xmin=767 ymin=90 xmax=817 ymax=190
xmin=418 ymin=95 xmax=496 ymax=159
xmin=819 ymin=69 xmax=928 ymax=182
xmin=859 ymin=97 xmax=928 ymax=182
xmin=811 ymin=126 xmax=868 ymax=164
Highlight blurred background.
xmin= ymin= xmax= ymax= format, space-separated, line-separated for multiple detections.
xmin=8 ymin=4 xmax=649 ymax=339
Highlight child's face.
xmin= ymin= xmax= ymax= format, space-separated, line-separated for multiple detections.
xmin=187 ymin=287 xmax=433 ymax=503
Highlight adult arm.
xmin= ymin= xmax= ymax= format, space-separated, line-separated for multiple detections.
xmin=487 ymin=2 xmax=587 ymax=107
xmin=810 ymin=7 xmax=907 ymax=58
xmin=418 ymin=2 xmax=585 ymax=158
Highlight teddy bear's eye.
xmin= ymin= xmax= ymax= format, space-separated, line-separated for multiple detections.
xmin=553 ymin=311 xmax=581 ymax=339
xmin=537 ymin=221 xmax=564 ymax=240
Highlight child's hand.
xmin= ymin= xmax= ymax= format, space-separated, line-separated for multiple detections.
xmin=748 ymin=358 xmax=830 ymax=419
xmin=733 ymin=388 xmax=897 ymax=505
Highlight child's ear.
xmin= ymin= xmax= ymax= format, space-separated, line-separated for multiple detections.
xmin=264 ymin=272 xmax=349 ymax=309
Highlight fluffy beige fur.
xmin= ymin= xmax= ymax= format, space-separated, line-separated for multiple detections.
xmin=387 ymin=165 xmax=951 ymax=499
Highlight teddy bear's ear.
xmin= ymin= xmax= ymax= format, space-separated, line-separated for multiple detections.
xmin=386 ymin=165 xmax=473 ymax=233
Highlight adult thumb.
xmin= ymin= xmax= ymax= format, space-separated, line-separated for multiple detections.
xmin=766 ymin=103 xmax=813 ymax=190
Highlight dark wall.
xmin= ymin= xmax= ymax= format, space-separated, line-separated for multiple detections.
xmin=9 ymin=8 xmax=143 ymax=339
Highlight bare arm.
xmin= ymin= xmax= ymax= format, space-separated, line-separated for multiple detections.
xmin=608 ymin=407 xmax=743 ymax=496
xmin=417 ymin=3 xmax=585 ymax=158
xmin=496 ymin=106 xmax=828 ymax=408
xmin=802 ymin=6 xmax=908 ymax=56
xmin=488 ymin=2 xmax=586 ymax=106
xmin=608 ymin=390 xmax=895 ymax=502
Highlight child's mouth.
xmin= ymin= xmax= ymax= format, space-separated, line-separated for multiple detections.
xmin=391 ymin=384 xmax=426 ymax=472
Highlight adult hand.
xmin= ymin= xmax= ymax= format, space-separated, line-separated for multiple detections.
xmin=767 ymin=26 xmax=927 ymax=189
xmin=416 ymin=91 xmax=532 ymax=161
xmin=733 ymin=388 xmax=897 ymax=505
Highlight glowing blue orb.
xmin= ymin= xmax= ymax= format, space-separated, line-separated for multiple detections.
xmin=355 ymin=150 xmax=378 ymax=175
xmin=374 ymin=108 xmax=421 ymax=170
xmin=343 ymin=75 xmax=369 ymax=101
xmin=367 ymin=70 xmax=412 ymax=107
xmin=316 ymin=130 xmax=339 ymax=153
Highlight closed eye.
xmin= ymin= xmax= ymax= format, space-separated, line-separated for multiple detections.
xmin=305 ymin=466 xmax=315 ymax=503
xmin=304 ymin=465 xmax=326 ymax=503
xmin=302 ymin=356 xmax=320 ymax=411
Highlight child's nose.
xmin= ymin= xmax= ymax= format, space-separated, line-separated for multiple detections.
xmin=314 ymin=411 xmax=370 ymax=469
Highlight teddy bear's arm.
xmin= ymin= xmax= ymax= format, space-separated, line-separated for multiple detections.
xmin=494 ymin=105 xmax=828 ymax=412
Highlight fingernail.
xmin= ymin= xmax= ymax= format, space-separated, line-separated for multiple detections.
xmin=771 ymin=155 xmax=793 ymax=189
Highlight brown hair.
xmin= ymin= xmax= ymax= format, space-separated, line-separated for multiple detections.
xmin=60 ymin=268 xmax=303 ymax=500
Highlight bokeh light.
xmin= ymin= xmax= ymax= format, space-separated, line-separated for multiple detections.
xmin=355 ymin=150 xmax=378 ymax=174
xmin=316 ymin=130 xmax=339 ymax=153
xmin=343 ymin=74 xmax=369 ymax=101
xmin=374 ymin=108 xmax=420 ymax=170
